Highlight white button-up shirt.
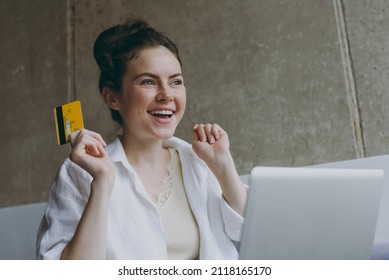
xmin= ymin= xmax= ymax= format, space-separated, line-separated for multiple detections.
xmin=36 ymin=137 xmax=245 ymax=259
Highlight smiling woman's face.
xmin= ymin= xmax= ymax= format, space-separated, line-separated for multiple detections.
xmin=115 ymin=46 xmax=186 ymax=141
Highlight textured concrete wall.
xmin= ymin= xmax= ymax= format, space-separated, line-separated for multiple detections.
xmin=1 ymin=0 xmax=389 ymax=207
xmin=341 ymin=0 xmax=389 ymax=156
xmin=0 ymin=0 xmax=69 ymax=207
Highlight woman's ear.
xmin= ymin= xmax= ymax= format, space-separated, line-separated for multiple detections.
xmin=102 ymin=87 xmax=120 ymax=110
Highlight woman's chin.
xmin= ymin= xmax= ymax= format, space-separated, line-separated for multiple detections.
xmin=154 ymin=129 xmax=176 ymax=140
xmin=160 ymin=133 xmax=175 ymax=140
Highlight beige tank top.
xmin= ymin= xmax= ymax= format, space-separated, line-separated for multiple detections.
xmin=156 ymin=147 xmax=200 ymax=260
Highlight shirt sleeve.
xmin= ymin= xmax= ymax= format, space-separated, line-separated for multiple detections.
xmin=219 ymin=184 xmax=247 ymax=242
xmin=204 ymin=165 xmax=247 ymax=243
xmin=36 ymin=159 xmax=91 ymax=260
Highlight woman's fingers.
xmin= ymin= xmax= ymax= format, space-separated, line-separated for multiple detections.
xmin=192 ymin=123 xmax=223 ymax=144
xmin=69 ymin=129 xmax=107 ymax=157
xmin=193 ymin=124 xmax=207 ymax=142
xmin=69 ymin=129 xmax=106 ymax=165
xmin=67 ymin=129 xmax=115 ymax=182
xmin=71 ymin=129 xmax=107 ymax=146
xmin=211 ymin=123 xmax=222 ymax=140
xmin=204 ymin=123 xmax=215 ymax=144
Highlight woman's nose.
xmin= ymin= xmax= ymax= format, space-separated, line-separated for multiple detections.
xmin=156 ymin=86 xmax=174 ymax=102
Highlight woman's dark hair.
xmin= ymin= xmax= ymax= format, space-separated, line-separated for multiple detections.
xmin=93 ymin=19 xmax=182 ymax=125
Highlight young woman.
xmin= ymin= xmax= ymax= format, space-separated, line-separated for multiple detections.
xmin=37 ymin=19 xmax=247 ymax=260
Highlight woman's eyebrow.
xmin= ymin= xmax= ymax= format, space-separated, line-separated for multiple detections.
xmin=169 ymin=73 xmax=183 ymax=79
xmin=133 ymin=72 xmax=158 ymax=81
xmin=133 ymin=72 xmax=183 ymax=81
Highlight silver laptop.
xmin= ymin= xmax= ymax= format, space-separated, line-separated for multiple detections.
xmin=239 ymin=167 xmax=384 ymax=260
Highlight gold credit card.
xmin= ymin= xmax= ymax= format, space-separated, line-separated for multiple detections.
xmin=54 ymin=100 xmax=84 ymax=145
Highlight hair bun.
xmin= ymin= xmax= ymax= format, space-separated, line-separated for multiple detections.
xmin=93 ymin=19 xmax=153 ymax=71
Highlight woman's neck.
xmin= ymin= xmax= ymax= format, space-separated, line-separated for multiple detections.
xmin=120 ymin=131 xmax=172 ymax=202
xmin=120 ymin=133 xmax=167 ymax=167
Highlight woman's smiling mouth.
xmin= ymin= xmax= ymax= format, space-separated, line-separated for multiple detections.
xmin=148 ymin=109 xmax=174 ymax=119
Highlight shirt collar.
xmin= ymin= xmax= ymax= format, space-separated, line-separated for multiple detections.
xmin=105 ymin=136 xmax=192 ymax=165
xmin=105 ymin=137 xmax=128 ymax=164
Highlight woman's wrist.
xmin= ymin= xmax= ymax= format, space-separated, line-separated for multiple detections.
xmin=90 ymin=175 xmax=115 ymax=199
xmin=207 ymin=151 xmax=236 ymax=179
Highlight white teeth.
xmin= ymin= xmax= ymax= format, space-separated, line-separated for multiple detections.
xmin=149 ymin=110 xmax=173 ymax=116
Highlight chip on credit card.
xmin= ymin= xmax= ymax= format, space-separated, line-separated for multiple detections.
xmin=54 ymin=100 xmax=84 ymax=145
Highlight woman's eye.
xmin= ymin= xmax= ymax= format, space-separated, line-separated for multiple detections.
xmin=141 ymin=79 xmax=156 ymax=85
xmin=171 ymin=79 xmax=184 ymax=86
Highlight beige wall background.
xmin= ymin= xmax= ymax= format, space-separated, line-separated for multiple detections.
xmin=1 ymin=0 xmax=389 ymax=208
